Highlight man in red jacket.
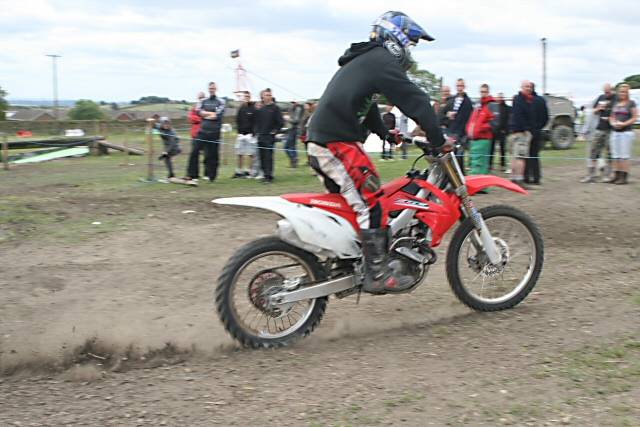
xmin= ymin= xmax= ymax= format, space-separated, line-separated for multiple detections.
xmin=466 ymin=84 xmax=496 ymax=175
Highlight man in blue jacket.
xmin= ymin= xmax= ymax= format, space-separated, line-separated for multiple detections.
xmin=509 ymin=80 xmax=535 ymax=187
xmin=186 ymin=82 xmax=225 ymax=183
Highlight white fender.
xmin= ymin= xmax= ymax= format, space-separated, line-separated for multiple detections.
xmin=213 ymin=197 xmax=360 ymax=259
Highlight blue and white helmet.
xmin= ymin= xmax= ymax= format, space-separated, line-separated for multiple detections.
xmin=371 ymin=11 xmax=434 ymax=70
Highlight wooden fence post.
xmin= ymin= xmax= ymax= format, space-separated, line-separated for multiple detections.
xmin=145 ymin=119 xmax=155 ymax=181
xmin=122 ymin=123 xmax=131 ymax=166
xmin=2 ymin=133 xmax=8 ymax=171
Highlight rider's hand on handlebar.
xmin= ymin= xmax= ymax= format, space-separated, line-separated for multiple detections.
xmin=441 ymin=137 xmax=456 ymax=153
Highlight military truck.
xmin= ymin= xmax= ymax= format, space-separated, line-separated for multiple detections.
xmin=542 ymin=95 xmax=576 ymax=149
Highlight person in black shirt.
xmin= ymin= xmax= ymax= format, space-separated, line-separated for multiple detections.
xmin=306 ymin=11 xmax=446 ymax=294
xmin=446 ymin=79 xmax=473 ymax=173
xmin=233 ymin=91 xmax=257 ymax=178
xmin=581 ymin=83 xmax=615 ymax=183
xmin=608 ymin=84 xmax=638 ymax=185
xmin=436 ymin=85 xmax=452 ymax=128
xmin=253 ymin=88 xmax=284 ymax=183
xmin=381 ymin=103 xmax=396 ymax=159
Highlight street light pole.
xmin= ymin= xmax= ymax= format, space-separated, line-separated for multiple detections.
xmin=46 ymin=54 xmax=61 ymax=120
xmin=541 ymin=38 xmax=547 ymax=95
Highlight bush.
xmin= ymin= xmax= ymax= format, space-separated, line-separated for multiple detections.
xmin=69 ymin=100 xmax=105 ymax=120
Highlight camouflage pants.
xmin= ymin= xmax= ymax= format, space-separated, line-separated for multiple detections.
xmin=589 ymin=129 xmax=610 ymax=160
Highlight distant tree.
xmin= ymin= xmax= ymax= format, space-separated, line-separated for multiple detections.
xmin=110 ymin=102 xmax=119 ymax=110
xmin=135 ymin=96 xmax=171 ymax=104
xmin=99 ymin=100 xmax=107 ymax=106
xmin=69 ymin=99 xmax=105 ymax=120
xmin=620 ymin=74 xmax=640 ymax=89
xmin=0 ymin=86 xmax=8 ymax=121
xmin=407 ymin=62 xmax=440 ymax=99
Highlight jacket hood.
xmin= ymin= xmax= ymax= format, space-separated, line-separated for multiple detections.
xmin=338 ymin=41 xmax=380 ymax=66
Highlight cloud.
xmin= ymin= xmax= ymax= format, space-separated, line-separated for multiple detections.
xmin=1 ymin=0 xmax=638 ymax=105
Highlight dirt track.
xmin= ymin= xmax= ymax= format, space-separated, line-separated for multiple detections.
xmin=1 ymin=164 xmax=639 ymax=426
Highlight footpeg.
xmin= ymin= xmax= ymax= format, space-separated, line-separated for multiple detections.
xmin=395 ymin=247 xmax=428 ymax=264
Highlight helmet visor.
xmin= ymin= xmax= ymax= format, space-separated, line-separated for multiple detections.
xmin=407 ymin=22 xmax=434 ymax=43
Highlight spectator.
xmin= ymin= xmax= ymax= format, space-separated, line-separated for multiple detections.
xmin=608 ymin=84 xmax=637 ymax=185
xmin=253 ymin=88 xmax=284 ymax=183
xmin=232 ymin=91 xmax=257 ymax=178
xmin=381 ymin=103 xmax=397 ymax=160
xmin=524 ymin=82 xmax=549 ymax=185
xmin=396 ymin=108 xmax=410 ymax=159
xmin=187 ymin=92 xmax=205 ymax=175
xmin=154 ymin=117 xmax=181 ymax=179
xmin=285 ymin=101 xmax=304 ymax=168
xmin=466 ymin=84 xmax=496 ymax=175
xmin=300 ymin=101 xmax=315 ymax=166
xmin=437 ymin=85 xmax=452 ymax=128
xmin=446 ymin=78 xmax=473 ymax=172
xmin=581 ymin=83 xmax=615 ymax=183
xmin=508 ymin=80 xmax=535 ymax=188
xmin=490 ymin=92 xmax=511 ymax=172
xmin=299 ymin=101 xmax=314 ymax=144
xmin=185 ymin=82 xmax=225 ymax=183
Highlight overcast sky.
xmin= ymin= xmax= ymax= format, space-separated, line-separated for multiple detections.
xmin=1 ymin=0 xmax=639 ymax=106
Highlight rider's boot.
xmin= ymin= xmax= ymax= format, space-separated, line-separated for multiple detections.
xmin=360 ymin=228 xmax=415 ymax=294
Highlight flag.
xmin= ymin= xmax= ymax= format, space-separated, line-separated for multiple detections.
xmin=230 ymin=49 xmax=240 ymax=58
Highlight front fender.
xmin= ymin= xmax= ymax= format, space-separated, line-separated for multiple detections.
xmin=465 ymin=175 xmax=528 ymax=196
xmin=213 ymin=197 xmax=360 ymax=259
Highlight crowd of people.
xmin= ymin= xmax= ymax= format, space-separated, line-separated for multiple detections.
xmin=152 ymin=78 xmax=636 ymax=189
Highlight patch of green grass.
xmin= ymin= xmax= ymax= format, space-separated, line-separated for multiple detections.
xmin=632 ymin=295 xmax=640 ymax=306
xmin=556 ymin=337 xmax=640 ymax=396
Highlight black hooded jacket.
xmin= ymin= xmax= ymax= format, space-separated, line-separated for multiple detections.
xmin=307 ymin=42 xmax=444 ymax=147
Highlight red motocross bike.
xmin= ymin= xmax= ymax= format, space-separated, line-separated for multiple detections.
xmin=213 ymin=144 xmax=544 ymax=348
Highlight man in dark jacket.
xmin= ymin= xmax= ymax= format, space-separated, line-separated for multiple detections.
xmin=306 ymin=11 xmax=445 ymax=294
xmin=253 ymin=88 xmax=284 ymax=183
xmin=436 ymin=85 xmax=452 ymax=128
xmin=446 ymin=78 xmax=473 ymax=172
xmin=524 ymin=83 xmax=549 ymax=184
xmin=490 ymin=92 xmax=511 ymax=172
xmin=508 ymin=80 xmax=535 ymax=187
xmin=186 ymin=82 xmax=225 ymax=182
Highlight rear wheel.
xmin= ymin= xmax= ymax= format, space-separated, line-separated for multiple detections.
xmin=216 ymin=236 xmax=328 ymax=348
xmin=446 ymin=205 xmax=544 ymax=311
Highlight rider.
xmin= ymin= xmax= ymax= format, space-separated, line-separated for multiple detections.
xmin=306 ymin=11 xmax=446 ymax=294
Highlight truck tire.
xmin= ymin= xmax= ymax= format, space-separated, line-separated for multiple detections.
xmin=551 ymin=125 xmax=574 ymax=150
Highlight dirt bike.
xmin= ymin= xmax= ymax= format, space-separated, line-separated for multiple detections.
xmin=213 ymin=141 xmax=544 ymax=348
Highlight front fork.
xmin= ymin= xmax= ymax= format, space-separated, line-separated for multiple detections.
xmin=441 ymin=153 xmax=502 ymax=265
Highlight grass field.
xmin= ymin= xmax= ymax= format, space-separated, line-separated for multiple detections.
xmin=2 ymin=132 xmax=639 ymax=245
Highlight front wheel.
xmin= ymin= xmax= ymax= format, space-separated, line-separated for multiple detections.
xmin=216 ymin=236 xmax=328 ymax=348
xmin=446 ymin=205 xmax=544 ymax=311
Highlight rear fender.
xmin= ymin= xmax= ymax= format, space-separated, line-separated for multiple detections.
xmin=213 ymin=197 xmax=360 ymax=259
xmin=465 ymin=175 xmax=528 ymax=196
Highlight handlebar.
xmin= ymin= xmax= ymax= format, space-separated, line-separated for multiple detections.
xmin=412 ymin=136 xmax=457 ymax=157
